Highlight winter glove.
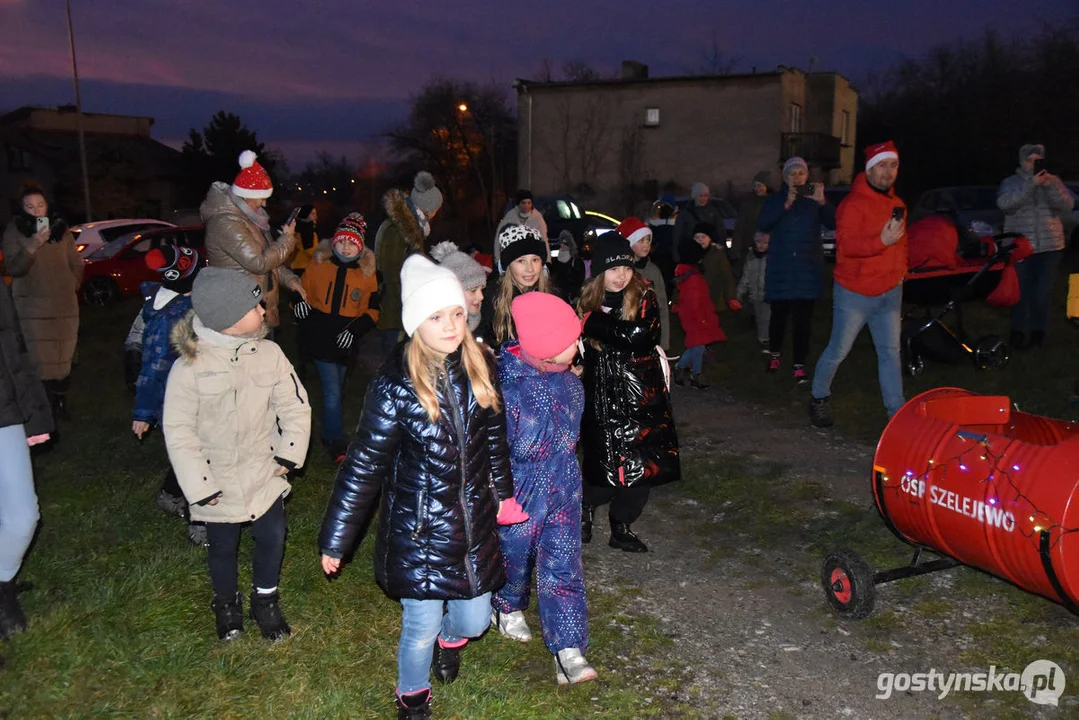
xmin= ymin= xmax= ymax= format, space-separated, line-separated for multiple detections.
xmin=336 ymin=329 xmax=354 ymax=350
xmin=293 ymin=301 xmax=311 ymax=320
xmin=727 ymin=299 xmax=743 ymax=311
xmin=497 ymin=497 xmax=529 ymax=525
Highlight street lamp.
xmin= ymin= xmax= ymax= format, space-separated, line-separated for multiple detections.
xmin=458 ymin=103 xmax=468 ymax=113
xmin=65 ymin=0 xmax=92 ymax=222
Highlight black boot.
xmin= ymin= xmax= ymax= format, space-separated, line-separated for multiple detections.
xmin=249 ymin=590 xmax=291 ymax=642
xmin=54 ymin=376 xmax=70 ymax=420
xmin=432 ymin=640 xmax=462 ymax=684
xmin=673 ymin=367 xmax=688 ymax=387
xmin=690 ymin=374 xmax=709 ymax=390
xmin=1029 ymin=330 xmax=1045 ymax=349
xmin=211 ymin=592 xmax=243 ymax=641
xmin=0 ymin=581 xmax=28 ymax=640
xmin=609 ymin=523 xmax=649 ymax=553
xmin=581 ymin=504 xmax=595 ymax=544
xmin=1009 ymin=330 xmax=1027 ymax=351
xmin=396 ymin=688 xmax=432 ymax=719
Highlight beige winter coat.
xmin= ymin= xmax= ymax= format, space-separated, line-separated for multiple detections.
xmin=163 ymin=312 xmax=311 ymax=524
xmin=200 ymin=183 xmax=298 ymax=328
xmin=1 ymin=219 xmax=82 ymax=380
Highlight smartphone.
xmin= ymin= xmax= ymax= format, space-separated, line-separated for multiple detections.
xmin=35 ymin=216 xmax=49 ymax=234
xmin=796 ymin=183 xmax=815 ymax=197
xmin=286 ymin=207 xmax=301 ymax=225
xmin=891 ymin=207 xmax=906 ymax=222
xmin=1032 ymin=158 xmax=1047 ymax=175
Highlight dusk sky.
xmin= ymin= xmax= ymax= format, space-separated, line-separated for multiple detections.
xmin=0 ymin=0 xmax=1073 ymax=169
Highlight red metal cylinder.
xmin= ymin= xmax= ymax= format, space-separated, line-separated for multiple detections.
xmin=873 ymin=387 xmax=1079 ymax=609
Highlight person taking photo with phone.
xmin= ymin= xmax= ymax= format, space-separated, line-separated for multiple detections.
xmin=997 ymin=143 xmax=1074 ymax=350
xmin=757 ymin=156 xmax=835 ymax=385
xmin=1 ymin=183 xmax=82 ymax=425
xmin=808 ymin=141 xmax=907 ymax=428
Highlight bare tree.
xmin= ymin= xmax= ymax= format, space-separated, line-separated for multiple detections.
xmin=683 ymin=31 xmax=741 ymax=75
xmin=563 ymin=61 xmax=600 ymax=82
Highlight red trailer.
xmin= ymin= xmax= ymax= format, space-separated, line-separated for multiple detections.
xmin=822 ymin=388 xmax=1079 ymax=618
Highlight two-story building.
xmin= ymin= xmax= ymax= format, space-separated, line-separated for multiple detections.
xmin=0 ymin=106 xmax=183 ymax=225
xmin=515 ymin=62 xmax=858 ymax=215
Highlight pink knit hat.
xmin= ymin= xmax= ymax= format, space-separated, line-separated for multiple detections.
xmin=511 ymin=292 xmax=581 ymax=359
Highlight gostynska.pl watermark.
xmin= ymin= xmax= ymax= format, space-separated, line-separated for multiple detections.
xmin=876 ymin=659 xmax=1065 ymax=706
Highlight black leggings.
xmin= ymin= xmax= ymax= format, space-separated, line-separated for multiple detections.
xmin=583 ymin=483 xmax=652 ymax=525
xmin=769 ymin=299 xmax=815 ymax=366
xmin=206 ymin=497 xmax=286 ymax=597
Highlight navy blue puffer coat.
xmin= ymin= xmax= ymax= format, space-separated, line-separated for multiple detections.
xmin=758 ymin=185 xmax=836 ymax=302
xmin=318 ymin=344 xmax=514 ymax=600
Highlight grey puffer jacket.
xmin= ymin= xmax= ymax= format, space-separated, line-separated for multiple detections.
xmin=997 ymin=170 xmax=1075 ymax=253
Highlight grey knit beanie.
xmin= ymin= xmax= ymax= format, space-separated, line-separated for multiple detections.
xmin=410 ymin=171 xmax=443 ymax=215
xmin=690 ymin=182 xmax=709 ymax=199
xmin=782 ymin=156 xmax=808 ymax=181
xmin=752 ymin=170 xmax=772 ymax=188
xmin=430 ymin=241 xmax=488 ymax=291
xmin=191 ymin=267 xmax=263 ymax=332
xmin=1019 ymin=144 xmax=1045 ymax=163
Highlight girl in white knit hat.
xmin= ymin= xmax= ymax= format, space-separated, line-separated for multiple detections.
xmin=318 ymin=254 xmax=526 ymax=719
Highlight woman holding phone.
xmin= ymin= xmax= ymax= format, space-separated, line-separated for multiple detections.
xmin=1 ymin=184 xmax=82 ymax=423
xmin=757 ymin=156 xmax=835 ymax=385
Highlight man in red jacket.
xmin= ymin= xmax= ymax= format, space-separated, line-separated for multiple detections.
xmin=809 ymin=141 xmax=907 ymax=428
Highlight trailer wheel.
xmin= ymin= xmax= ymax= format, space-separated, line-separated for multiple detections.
xmin=822 ymin=549 xmax=876 ymax=619
xmin=974 ymin=335 xmax=1009 ymax=370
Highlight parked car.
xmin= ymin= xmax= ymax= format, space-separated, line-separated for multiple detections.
xmin=524 ymin=196 xmax=620 ymax=259
xmin=820 ymin=186 xmax=852 ymax=259
xmin=910 ymin=186 xmax=1004 ymax=238
xmin=81 ymin=226 xmax=205 ymax=305
xmin=69 ymin=218 xmax=176 ymax=258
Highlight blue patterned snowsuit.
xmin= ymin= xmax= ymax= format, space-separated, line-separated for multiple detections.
xmin=133 ymin=282 xmax=192 ymax=425
xmin=493 ymin=342 xmax=588 ymax=654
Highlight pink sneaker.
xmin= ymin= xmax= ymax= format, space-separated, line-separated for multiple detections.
xmin=767 ymin=355 xmax=780 ymax=373
xmin=794 ymin=367 xmax=808 ymax=385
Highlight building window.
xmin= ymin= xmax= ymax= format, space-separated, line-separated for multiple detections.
xmin=6 ymin=144 xmax=31 ymax=171
xmin=840 ymin=110 xmax=851 ymax=145
xmin=644 ymin=107 xmax=660 ymax=127
xmin=789 ymin=103 xmax=803 ymax=133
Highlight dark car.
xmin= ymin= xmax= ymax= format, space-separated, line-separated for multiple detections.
xmin=820 ymin=186 xmax=852 ymax=259
xmin=525 ymin=196 xmax=620 ymax=259
xmin=81 ymin=225 xmax=206 ymax=305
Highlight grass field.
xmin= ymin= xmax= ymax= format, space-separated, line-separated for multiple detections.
xmin=0 ymin=299 xmax=687 ymax=720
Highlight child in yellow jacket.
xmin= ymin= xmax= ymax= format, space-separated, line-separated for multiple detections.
xmin=294 ymin=213 xmax=380 ymax=462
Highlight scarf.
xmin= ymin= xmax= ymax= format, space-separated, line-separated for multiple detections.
xmin=228 ymin=190 xmax=273 ymax=239
xmin=519 ymin=347 xmax=570 ymax=374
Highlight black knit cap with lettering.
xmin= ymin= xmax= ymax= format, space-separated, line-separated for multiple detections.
xmin=590 ymin=232 xmax=634 ymax=276
xmin=191 ymin=267 xmax=263 ymax=332
xmin=497 ymin=224 xmax=546 ymax=271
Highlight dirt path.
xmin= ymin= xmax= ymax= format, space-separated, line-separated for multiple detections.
xmin=581 ymin=386 xmax=1067 ymax=719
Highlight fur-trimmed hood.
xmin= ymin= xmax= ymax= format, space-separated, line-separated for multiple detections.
xmin=383 ymin=188 xmax=426 ymax=253
xmin=170 ymin=310 xmax=267 ymax=361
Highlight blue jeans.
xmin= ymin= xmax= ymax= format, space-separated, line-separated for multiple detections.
xmin=314 ymin=360 xmax=348 ymax=443
xmin=397 ymin=593 xmax=492 ymax=693
xmin=1011 ymin=250 xmax=1063 ymax=336
xmin=675 ymin=345 xmax=705 ymax=374
xmin=0 ymin=424 xmax=40 ymax=582
xmin=811 ymin=283 xmax=904 ymax=416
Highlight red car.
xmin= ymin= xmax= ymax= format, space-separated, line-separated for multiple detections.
xmin=81 ymin=226 xmax=205 ymax=305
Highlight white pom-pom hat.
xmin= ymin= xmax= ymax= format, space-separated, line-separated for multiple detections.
xmin=400 ymin=254 xmax=467 ymax=337
xmin=231 ymin=150 xmax=273 ymax=199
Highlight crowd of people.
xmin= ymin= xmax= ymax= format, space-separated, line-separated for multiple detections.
xmin=0 ymin=138 xmax=1073 ymax=718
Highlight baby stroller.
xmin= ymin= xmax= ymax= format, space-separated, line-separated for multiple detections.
xmin=900 ymin=215 xmax=1032 ymax=376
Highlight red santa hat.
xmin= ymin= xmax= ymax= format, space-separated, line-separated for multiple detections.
xmin=231 ymin=150 xmax=273 ymax=199
xmin=865 ymin=141 xmax=899 ymax=171
xmin=615 ymin=216 xmax=652 ymax=248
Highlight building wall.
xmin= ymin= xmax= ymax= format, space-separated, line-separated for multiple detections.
xmin=518 ymin=70 xmax=857 ymax=216
xmin=13 ymin=108 xmax=154 ymax=137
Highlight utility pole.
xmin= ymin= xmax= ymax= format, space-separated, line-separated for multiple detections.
xmin=65 ymin=0 xmax=92 ymax=222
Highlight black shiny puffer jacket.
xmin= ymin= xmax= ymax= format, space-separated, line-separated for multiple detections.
xmin=318 ymin=344 xmax=514 ymax=600
xmin=580 ymin=287 xmax=680 ymax=488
